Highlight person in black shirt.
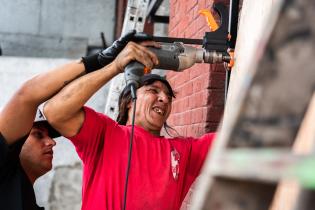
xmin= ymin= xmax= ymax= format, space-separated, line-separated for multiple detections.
xmin=0 ymin=109 xmax=59 ymax=210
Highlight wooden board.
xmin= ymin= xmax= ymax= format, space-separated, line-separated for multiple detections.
xmin=190 ymin=0 xmax=315 ymax=209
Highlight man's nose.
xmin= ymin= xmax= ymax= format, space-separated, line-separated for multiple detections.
xmin=158 ymin=92 xmax=170 ymax=103
xmin=45 ymin=137 xmax=56 ymax=147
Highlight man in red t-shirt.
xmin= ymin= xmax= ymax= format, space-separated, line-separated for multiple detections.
xmin=44 ymin=40 xmax=215 ymax=210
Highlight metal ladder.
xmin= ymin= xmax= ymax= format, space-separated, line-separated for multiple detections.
xmin=104 ymin=0 xmax=150 ymax=119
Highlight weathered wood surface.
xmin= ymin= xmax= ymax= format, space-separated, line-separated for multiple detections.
xmin=270 ymin=93 xmax=315 ymax=210
xmin=229 ymin=0 xmax=315 ymax=148
xmin=210 ymin=148 xmax=315 ymax=187
xmin=191 ymin=0 xmax=315 ymax=209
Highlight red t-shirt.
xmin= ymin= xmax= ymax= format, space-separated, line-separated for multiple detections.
xmin=69 ymin=107 xmax=215 ymax=210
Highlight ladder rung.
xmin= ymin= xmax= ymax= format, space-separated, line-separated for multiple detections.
xmin=209 ymin=148 xmax=315 ymax=189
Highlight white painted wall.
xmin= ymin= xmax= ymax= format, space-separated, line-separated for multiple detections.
xmin=0 ymin=0 xmax=115 ymax=58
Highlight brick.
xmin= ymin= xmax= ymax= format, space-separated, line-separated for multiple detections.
xmin=181 ymin=112 xmax=188 ymax=125
xmin=191 ymin=108 xmax=203 ymax=124
xmin=177 ymin=1 xmax=186 ymax=17
xmin=202 ymin=106 xmax=209 ymax=122
xmin=182 ymin=82 xmax=193 ymax=96
xmin=171 ymin=99 xmax=180 ymax=114
xmin=189 ymin=94 xmax=196 ymax=109
xmin=214 ymin=0 xmax=229 ymax=5
xmin=210 ymin=63 xmax=225 ymax=72
xmin=203 ymin=89 xmax=211 ymax=106
xmin=177 ymin=98 xmax=184 ymax=113
xmin=178 ymin=113 xmax=185 ymax=126
xmin=177 ymin=15 xmax=190 ymax=31
xmin=168 ymin=113 xmax=174 ymax=125
xmin=175 ymin=71 xmax=190 ymax=86
xmin=209 ymin=71 xmax=226 ymax=88
xmin=176 ymin=125 xmax=187 ymax=137
xmin=197 ymin=123 xmax=207 ymax=136
xmin=205 ymin=122 xmax=220 ymax=132
xmin=186 ymin=0 xmax=198 ymax=12
xmin=197 ymin=26 xmax=211 ymax=38
xmin=192 ymin=74 xmax=210 ymax=92
xmin=196 ymin=14 xmax=206 ymax=31
xmin=198 ymin=0 xmax=207 ymax=11
xmin=173 ymin=87 xmax=182 ymax=98
xmin=206 ymin=106 xmax=224 ymax=122
xmin=183 ymin=111 xmax=191 ymax=125
xmin=193 ymin=4 xmax=201 ymax=20
xmin=187 ymin=6 xmax=196 ymax=25
xmin=184 ymin=22 xmax=196 ymax=38
xmin=189 ymin=65 xmax=205 ymax=80
xmin=208 ymin=89 xmax=225 ymax=106
xmin=186 ymin=125 xmax=193 ymax=137
xmin=174 ymin=98 xmax=186 ymax=113
xmin=187 ymin=123 xmax=205 ymax=137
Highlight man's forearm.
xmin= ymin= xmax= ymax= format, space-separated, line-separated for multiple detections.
xmin=22 ymin=61 xmax=86 ymax=105
xmin=44 ymin=62 xmax=119 ymax=136
xmin=0 ymin=61 xmax=85 ymax=144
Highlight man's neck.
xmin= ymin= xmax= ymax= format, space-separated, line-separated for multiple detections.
xmin=125 ymin=121 xmax=161 ymax=136
xmin=20 ymin=159 xmax=37 ymax=185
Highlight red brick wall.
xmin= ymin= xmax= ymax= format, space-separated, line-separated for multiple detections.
xmin=167 ymin=0 xmax=227 ymax=137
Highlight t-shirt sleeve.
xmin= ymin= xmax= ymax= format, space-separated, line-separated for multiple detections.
xmin=68 ymin=106 xmax=117 ymax=164
xmin=0 ymin=132 xmax=24 ymax=179
xmin=188 ymin=132 xmax=216 ymax=177
xmin=0 ymin=132 xmax=9 ymax=168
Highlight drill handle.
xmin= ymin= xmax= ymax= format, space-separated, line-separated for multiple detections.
xmin=124 ymin=61 xmax=145 ymax=89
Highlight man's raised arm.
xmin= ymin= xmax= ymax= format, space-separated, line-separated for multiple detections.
xmin=43 ymin=41 xmax=159 ymax=138
xmin=0 ymin=61 xmax=85 ymax=144
xmin=0 ymin=30 xmax=151 ymax=144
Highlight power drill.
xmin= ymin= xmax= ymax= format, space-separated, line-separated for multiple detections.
xmin=124 ymin=2 xmax=234 ymax=99
xmin=124 ymin=42 xmax=232 ymax=96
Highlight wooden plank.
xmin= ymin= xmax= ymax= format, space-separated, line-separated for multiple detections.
xmin=210 ymin=148 xmax=315 ymax=186
xmin=190 ymin=0 xmax=284 ymax=208
xmin=191 ymin=0 xmax=315 ymax=209
xmin=228 ymin=0 xmax=315 ymax=147
xmin=201 ymin=178 xmax=276 ymax=210
xmin=270 ymin=93 xmax=315 ymax=210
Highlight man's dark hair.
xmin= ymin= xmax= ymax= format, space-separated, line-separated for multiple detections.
xmin=116 ymin=74 xmax=179 ymax=137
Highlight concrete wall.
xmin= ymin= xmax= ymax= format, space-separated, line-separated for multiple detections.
xmin=0 ymin=0 xmax=115 ymax=58
xmin=0 ymin=56 xmax=109 ymax=209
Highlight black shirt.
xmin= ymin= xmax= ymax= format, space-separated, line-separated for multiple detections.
xmin=0 ymin=132 xmax=44 ymax=210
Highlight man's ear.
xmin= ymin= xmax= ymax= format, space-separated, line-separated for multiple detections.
xmin=127 ymin=101 xmax=133 ymax=109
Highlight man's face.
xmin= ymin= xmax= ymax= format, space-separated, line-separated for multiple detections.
xmin=130 ymin=80 xmax=172 ymax=134
xmin=20 ymin=124 xmax=56 ymax=179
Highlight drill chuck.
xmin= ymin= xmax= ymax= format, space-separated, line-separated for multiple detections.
xmin=203 ymin=51 xmax=231 ymax=64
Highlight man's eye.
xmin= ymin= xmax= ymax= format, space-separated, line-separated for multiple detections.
xmin=148 ymin=88 xmax=158 ymax=93
xmin=32 ymin=131 xmax=44 ymax=139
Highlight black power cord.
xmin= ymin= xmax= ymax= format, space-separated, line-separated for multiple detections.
xmin=123 ymin=84 xmax=137 ymax=210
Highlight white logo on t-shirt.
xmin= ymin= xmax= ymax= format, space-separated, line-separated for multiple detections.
xmin=171 ymin=148 xmax=180 ymax=180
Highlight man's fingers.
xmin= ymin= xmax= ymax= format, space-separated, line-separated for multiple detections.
xmin=114 ymin=42 xmax=160 ymax=72
xmin=126 ymin=42 xmax=158 ymax=67
xmin=140 ymin=41 xmax=161 ymax=48
xmin=134 ymin=43 xmax=159 ymax=66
